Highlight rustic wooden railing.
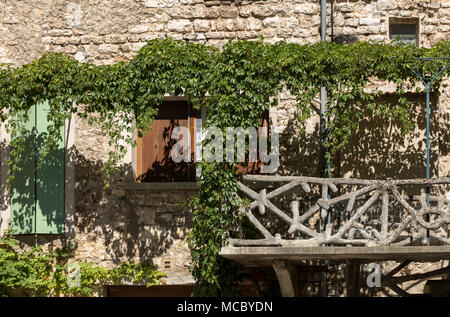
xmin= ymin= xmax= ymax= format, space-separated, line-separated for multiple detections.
xmin=230 ymin=176 xmax=450 ymax=247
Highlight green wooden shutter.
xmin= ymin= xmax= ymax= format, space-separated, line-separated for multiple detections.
xmin=35 ymin=102 xmax=65 ymax=234
xmin=10 ymin=105 xmax=36 ymax=234
xmin=10 ymin=101 xmax=65 ymax=234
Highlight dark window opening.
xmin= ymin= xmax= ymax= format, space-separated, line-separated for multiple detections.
xmin=389 ymin=17 xmax=419 ymax=45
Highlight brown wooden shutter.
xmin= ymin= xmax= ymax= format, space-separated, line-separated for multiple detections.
xmin=236 ymin=110 xmax=270 ymax=175
xmin=136 ymin=100 xmax=197 ymax=182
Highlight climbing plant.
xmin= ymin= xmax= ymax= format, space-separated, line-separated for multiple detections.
xmin=0 ymin=234 xmax=166 ymax=297
xmin=0 ymin=38 xmax=449 ymax=296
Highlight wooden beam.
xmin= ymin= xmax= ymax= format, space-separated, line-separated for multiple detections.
xmin=388 ymin=284 xmax=410 ymax=297
xmin=346 ymin=259 xmax=361 ymax=297
xmin=383 ymin=266 xmax=450 ymax=286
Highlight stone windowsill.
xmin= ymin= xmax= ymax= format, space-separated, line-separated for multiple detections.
xmin=121 ymin=182 xmax=199 ymax=190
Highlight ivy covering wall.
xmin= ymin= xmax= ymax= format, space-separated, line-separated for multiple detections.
xmin=0 ymin=38 xmax=449 ymax=296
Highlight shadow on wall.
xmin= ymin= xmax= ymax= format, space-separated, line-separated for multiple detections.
xmin=0 ymin=139 xmax=9 ymax=230
xmin=5 ymin=145 xmax=192 ymax=268
xmin=2 ymin=91 xmax=445 ymax=269
xmin=250 ymin=92 xmax=443 ymax=243
xmin=439 ymin=109 xmax=450 ymax=171
xmin=72 ymin=147 xmax=193 ymax=266
xmin=278 ymin=114 xmax=322 ymax=177
xmin=1 ymin=132 xmax=35 ymax=233
xmin=4 ymin=130 xmax=64 ymax=235
xmin=276 ymin=92 xmax=438 ymax=179
xmin=339 ymin=92 xmax=439 ymax=180
xmin=138 ymin=118 xmax=196 ymax=182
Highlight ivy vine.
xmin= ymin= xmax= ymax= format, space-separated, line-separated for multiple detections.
xmin=0 ymin=38 xmax=449 ymax=296
xmin=0 ymin=234 xmax=166 ymax=297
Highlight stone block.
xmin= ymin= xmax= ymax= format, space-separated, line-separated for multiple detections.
xmin=359 ymin=17 xmax=381 ymax=26
xmin=48 ymin=29 xmax=73 ymax=37
xmin=376 ymin=0 xmax=398 ymax=11
xmin=247 ymin=18 xmax=262 ymax=31
xmin=346 ymin=18 xmax=359 ymax=27
xmin=193 ymin=19 xmax=210 ymax=32
xmin=335 ymin=3 xmax=353 ymax=13
xmin=294 ymin=3 xmax=318 ymax=15
xmin=51 ymin=37 xmax=69 ymax=45
xmin=252 ymin=6 xmax=275 ymax=18
xmin=104 ymin=34 xmax=127 ymax=44
xmin=168 ymin=19 xmax=192 ymax=32
xmin=145 ymin=0 xmax=159 ymax=8
xmin=237 ymin=31 xmax=258 ymax=39
xmin=263 ymin=17 xmax=280 ymax=27
xmin=219 ymin=7 xmax=238 ymax=19
xmin=205 ymin=31 xmax=225 ymax=39
xmin=137 ymin=207 xmax=156 ymax=225
xmin=129 ymin=25 xmax=150 ymax=34
xmin=423 ymin=25 xmax=437 ymax=34
xmin=159 ymin=213 xmax=173 ymax=222
xmin=439 ymin=8 xmax=450 ymax=18
xmin=239 ymin=6 xmax=251 ymax=18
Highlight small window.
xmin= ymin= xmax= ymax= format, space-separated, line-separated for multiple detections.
xmin=389 ymin=17 xmax=419 ymax=45
xmin=136 ymin=100 xmax=198 ymax=182
xmin=135 ymin=101 xmax=269 ymax=182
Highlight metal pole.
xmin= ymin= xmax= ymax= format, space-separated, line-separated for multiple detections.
xmin=425 ymin=83 xmax=430 ymax=245
xmin=319 ymin=0 xmax=328 ymax=230
xmin=320 ymin=0 xmax=331 ymax=225
xmin=319 ymin=0 xmax=328 ymax=298
xmin=321 ymin=0 xmax=327 ymax=42
xmin=320 ymin=0 xmax=327 ymax=180
xmin=320 ymin=0 xmax=331 ymax=178
xmin=425 ymin=84 xmax=430 ymax=183
xmin=406 ymin=57 xmax=450 ymax=246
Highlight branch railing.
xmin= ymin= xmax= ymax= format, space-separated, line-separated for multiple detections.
xmin=229 ymin=176 xmax=450 ymax=247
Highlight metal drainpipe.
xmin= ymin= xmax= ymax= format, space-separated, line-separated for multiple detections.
xmin=320 ymin=0 xmax=327 ymax=172
xmin=320 ymin=0 xmax=329 ymax=180
xmin=320 ymin=0 xmax=328 ymax=298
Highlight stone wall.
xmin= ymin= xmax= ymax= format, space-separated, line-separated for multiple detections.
xmin=0 ymin=0 xmax=449 ymax=295
xmin=1 ymin=0 xmax=449 ymax=67
xmin=70 ymin=112 xmax=196 ymax=284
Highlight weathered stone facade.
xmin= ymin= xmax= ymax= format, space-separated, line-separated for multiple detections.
xmin=1 ymin=0 xmax=449 ymax=67
xmin=0 ymin=0 xmax=449 ymax=295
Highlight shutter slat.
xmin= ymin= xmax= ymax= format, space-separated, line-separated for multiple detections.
xmin=35 ymin=101 xmax=65 ymax=234
xmin=138 ymin=101 xmax=195 ymax=182
xmin=10 ymin=101 xmax=65 ymax=234
xmin=10 ymin=105 xmax=37 ymax=234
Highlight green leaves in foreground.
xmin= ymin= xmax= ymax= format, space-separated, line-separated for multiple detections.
xmin=0 ymin=234 xmax=166 ymax=297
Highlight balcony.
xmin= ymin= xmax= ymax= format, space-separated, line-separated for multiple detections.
xmin=221 ymin=175 xmax=450 ymax=263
